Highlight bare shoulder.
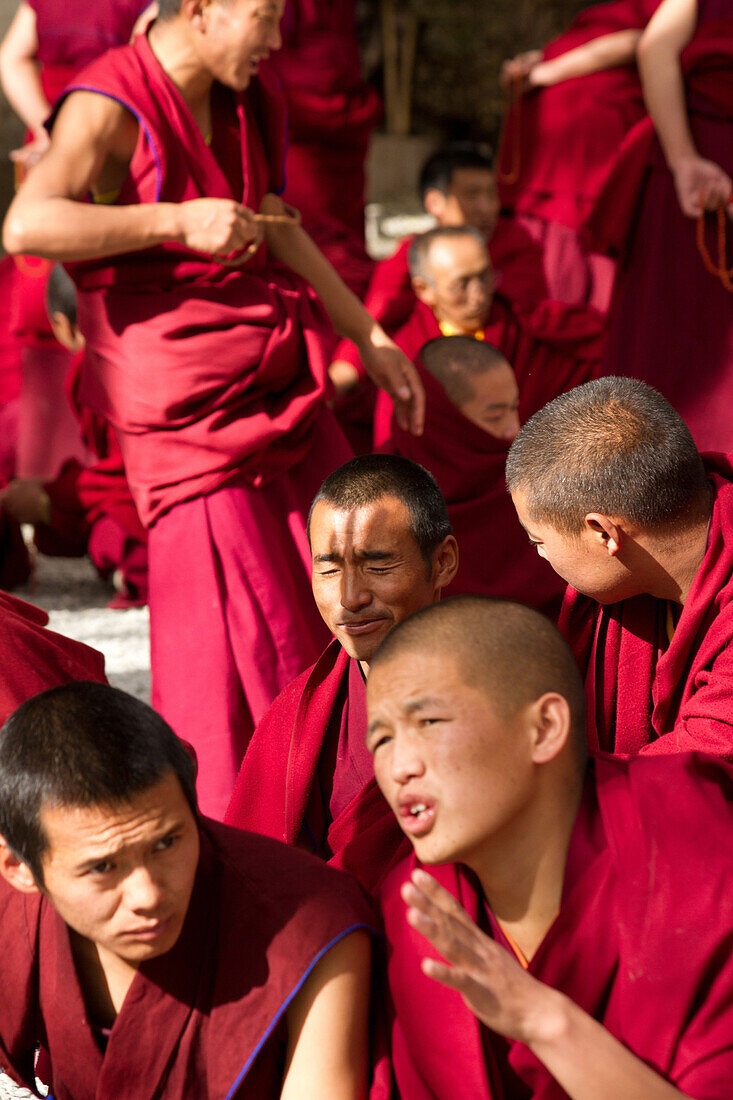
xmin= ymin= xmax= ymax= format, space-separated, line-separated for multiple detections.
xmin=50 ymin=90 xmax=139 ymax=162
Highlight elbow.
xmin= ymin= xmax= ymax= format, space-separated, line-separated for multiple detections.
xmin=3 ymin=209 xmax=31 ymax=255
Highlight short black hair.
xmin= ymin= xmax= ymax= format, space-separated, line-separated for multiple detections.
xmin=408 ymin=225 xmax=486 ymax=282
xmin=46 ymin=264 xmax=77 ymax=326
xmin=505 ymin=377 xmax=710 ymax=535
xmin=421 ymin=336 xmax=511 ymax=407
xmin=0 ymin=682 xmax=198 ymax=884
xmin=419 ymin=142 xmax=494 ymax=202
xmin=308 ymin=454 xmax=452 ymax=565
xmin=370 ymin=595 xmax=588 ymax=763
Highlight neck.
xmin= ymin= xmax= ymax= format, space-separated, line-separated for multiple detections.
xmin=70 ymin=931 xmax=138 ymax=1027
xmin=469 ymin=767 xmax=584 ymax=960
xmin=148 ymin=18 xmax=214 ymax=112
xmin=637 ymin=511 xmax=710 ymax=606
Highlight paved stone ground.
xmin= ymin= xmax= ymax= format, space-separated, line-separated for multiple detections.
xmin=18 ymin=549 xmax=151 ymax=703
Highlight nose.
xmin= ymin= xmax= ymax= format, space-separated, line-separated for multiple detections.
xmin=503 ymin=411 xmax=521 ymax=440
xmin=391 ymin=731 xmax=425 ymax=785
xmin=124 ymin=865 xmax=165 ymax=914
xmin=269 ymin=20 xmax=282 ymax=51
xmin=340 ymin=567 xmax=371 ymax=613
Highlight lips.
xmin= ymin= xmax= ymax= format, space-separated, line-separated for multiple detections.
xmin=123 ymin=917 xmax=171 ymax=941
xmin=398 ymin=796 xmax=436 ymax=838
xmin=338 ymin=617 xmax=389 ymax=636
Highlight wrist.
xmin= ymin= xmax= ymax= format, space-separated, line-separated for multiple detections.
xmin=527 ymin=61 xmax=553 ymax=88
xmin=518 ymin=985 xmax=572 ymax=1051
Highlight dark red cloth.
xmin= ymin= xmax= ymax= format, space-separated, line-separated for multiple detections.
xmin=269 ymin=0 xmax=380 ymax=297
xmin=498 ymin=0 xmax=660 ymax=228
xmin=225 ymin=641 xmax=409 ymax=895
xmin=56 ymin=34 xmax=337 ymax=529
xmin=383 ymin=361 xmax=565 ymax=618
xmin=0 ymin=591 xmax=106 ymax=725
xmin=560 ymin=454 xmax=733 ymax=756
xmin=0 ymin=258 xmax=22 ymax=406
xmin=588 ymin=11 xmax=733 ymax=452
xmin=0 ymin=508 xmax=31 ymax=591
xmin=28 ymin=0 xmax=147 ymax=73
xmin=0 ymin=820 xmax=379 ymax=1098
xmin=373 ymin=297 xmax=604 ymax=446
xmin=381 ymin=752 xmax=733 ymax=1099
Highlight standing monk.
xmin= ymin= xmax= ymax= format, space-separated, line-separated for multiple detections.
xmin=368 ymin=596 xmax=733 ymax=1099
xmin=507 ymin=376 xmax=733 ymax=757
xmin=589 ymin=0 xmax=733 ymax=452
xmin=2 ymin=0 xmax=423 ymax=819
xmin=225 ymin=454 xmax=458 ymax=893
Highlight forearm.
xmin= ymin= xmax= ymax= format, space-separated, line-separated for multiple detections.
xmin=638 ymin=43 xmax=695 ymax=166
xmin=0 ymin=55 xmax=50 ymax=136
xmin=528 ymin=989 xmax=688 ymax=1100
xmin=530 ymin=30 xmax=642 ymax=87
xmin=3 ymin=194 xmax=182 ymax=260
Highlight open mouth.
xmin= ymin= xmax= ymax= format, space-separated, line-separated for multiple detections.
xmin=398 ymin=799 xmax=436 ymax=838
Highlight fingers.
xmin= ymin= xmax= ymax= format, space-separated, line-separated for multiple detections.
xmin=401 ymin=872 xmax=493 ymax=972
xmin=391 ymin=362 xmax=425 ymax=436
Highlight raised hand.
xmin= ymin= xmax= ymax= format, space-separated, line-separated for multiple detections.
xmin=176 ymin=198 xmax=262 ymax=259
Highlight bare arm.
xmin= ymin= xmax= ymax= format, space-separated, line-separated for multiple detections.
xmin=262 ymin=194 xmax=424 ymax=434
xmin=281 ymin=931 xmax=371 ymax=1100
xmin=0 ymin=2 xmax=51 ymax=165
xmin=638 ymin=0 xmax=731 ymax=215
xmin=501 ymin=30 xmax=642 ymax=92
xmin=404 ymin=871 xmax=693 ymax=1100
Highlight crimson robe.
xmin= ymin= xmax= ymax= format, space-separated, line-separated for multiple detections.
xmin=55 ymin=36 xmax=352 ymax=817
xmin=0 ymin=820 xmax=380 ymax=1098
xmin=588 ymin=4 xmax=733 ymax=452
xmin=560 ymin=454 xmax=733 ymax=757
xmin=373 ymin=297 xmax=604 ymax=446
xmin=269 ymin=0 xmax=380 ymax=298
xmin=225 ymin=641 xmax=409 ymax=895
xmin=381 ymin=752 xmax=733 ymax=1099
xmin=384 ymin=362 xmax=565 ymax=618
xmin=0 ymin=591 xmax=106 ymax=725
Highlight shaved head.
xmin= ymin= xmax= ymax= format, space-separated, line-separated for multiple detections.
xmin=421 ymin=336 xmax=510 ymax=407
xmin=408 ymin=225 xmax=486 ymax=283
xmin=370 ymin=596 xmax=587 ymax=763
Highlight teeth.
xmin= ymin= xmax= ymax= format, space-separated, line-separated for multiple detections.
xmin=411 ymin=803 xmax=427 ymax=815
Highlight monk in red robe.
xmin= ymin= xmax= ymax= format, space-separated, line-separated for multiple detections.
xmin=268 ymin=0 xmax=380 ymax=298
xmin=588 ymin=0 xmax=733 ymax=453
xmin=373 ymin=226 xmax=604 ymax=447
xmin=0 ymin=681 xmax=379 ymax=1098
xmin=3 ymin=0 xmax=424 ymax=819
xmin=368 ymin=596 xmax=733 ymax=1099
xmin=0 ymin=591 xmax=106 ymax=725
xmin=507 ymin=376 xmax=733 ymax=756
xmin=225 ymin=453 xmax=457 ymax=893
xmin=498 ymin=0 xmax=660 ymax=310
xmin=329 ymin=143 xmax=548 ymax=451
xmin=384 ymin=335 xmax=565 ymax=618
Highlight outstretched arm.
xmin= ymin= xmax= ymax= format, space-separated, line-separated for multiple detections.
xmin=501 ymin=30 xmax=642 ymax=92
xmin=403 ymin=870 xmax=692 ymax=1100
xmin=637 ymin=0 xmax=731 ymax=216
xmin=0 ymin=2 xmax=51 ymax=167
xmin=281 ymin=930 xmax=372 ymax=1100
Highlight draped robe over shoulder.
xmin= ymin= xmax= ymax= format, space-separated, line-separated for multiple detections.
xmin=0 ymin=822 xmax=378 ymax=1099
xmin=380 ymin=753 xmax=733 ymax=1099
xmin=225 ymin=641 xmax=409 ymax=895
xmin=560 ymin=455 xmax=733 ymax=757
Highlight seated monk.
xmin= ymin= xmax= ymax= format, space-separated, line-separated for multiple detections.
xmin=0 ymin=590 xmax=106 ymax=725
xmin=0 ymin=682 xmax=378 ymax=1098
xmin=368 ymin=596 xmax=733 ymax=1099
xmin=506 ymin=375 xmax=733 ymax=756
xmin=373 ymin=225 xmax=604 ymax=446
xmin=1 ymin=265 xmax=148 ymax=608
xmin=384 ymin=335 xmax=565 ymax=618
xmin=225 ymin=453 xmax=458 ymax=893
xmin=329 ymin=142 xmax=548 ymax=438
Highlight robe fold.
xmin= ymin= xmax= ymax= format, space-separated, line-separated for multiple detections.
xmin=560 ymin=454 xmax=733 ymax=756
xmin=383 ymin=362 xmax=565 ymax=618
xmin=0 ymin=821 xmax=380 ymax=1098
xmin=53 ymin=35 xmax=353 ymax=818
xmin=225 ymin=641 xmax=409 ymax=894
xmin=589 ymin=4 xmax=733 ymax=451
xmin=373 ymin=297 xmax=604 ymax=447
xmin=0 ymin=591 xmax=106 ymax=725
xmin=381 ymin=752 xmax=733 ymax=1099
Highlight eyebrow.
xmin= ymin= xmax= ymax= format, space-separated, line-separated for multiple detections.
xmin=313 ymin=550 xmax=395 ymax=564
xmin=73 ymin=820 xmax=187 ymax=872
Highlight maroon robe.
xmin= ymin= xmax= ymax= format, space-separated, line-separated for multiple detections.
xmin=54 ymin=36 xmax=352 ymax=817
xmin=384 ymin=362 xmax=565 ymax=618
xmin=381 ymin=752 xmax=733 ymax=1099
xmin=0 ymin=591 xmax=106 ymax=725
xmin=0 ymin=820 xmax=380 ymax=1098
xmin=373 ymin=297 xmax=604 ymax=447
xmin=225 ymin=641 xmax=409 ymax=895
xmin=560 ymin=454 xmax=733 ymax=757
xmin=589 ymin=4 xmax=733 ymax=452
xmin=270 ymin=0 xmax=380 ymax=298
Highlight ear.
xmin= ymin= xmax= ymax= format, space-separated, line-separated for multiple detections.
xmin=583 ymin=512 xmax=622 ymax=557
xmin=182 ymin=0 xmax=209 ymax=29
xmin=527 ymin=693 xmax=572 ymax=764
xmin=0 ymin=835 xmax=40 ymax=895
xmin=423 ymin=188 xmax=447 ymax=221
xmin=412 ymin=276 xmax=436 ymax=309
xmin=432 ymin=535 xmax=459 ymax=593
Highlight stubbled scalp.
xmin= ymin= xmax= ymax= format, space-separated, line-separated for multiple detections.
xmin=505 ymin=377 xmax=710 ymax=536
xmin=370 ymin=595 xmax=588 ymax=764
xmin=421 ymin=336 xmax=510 ymax=407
